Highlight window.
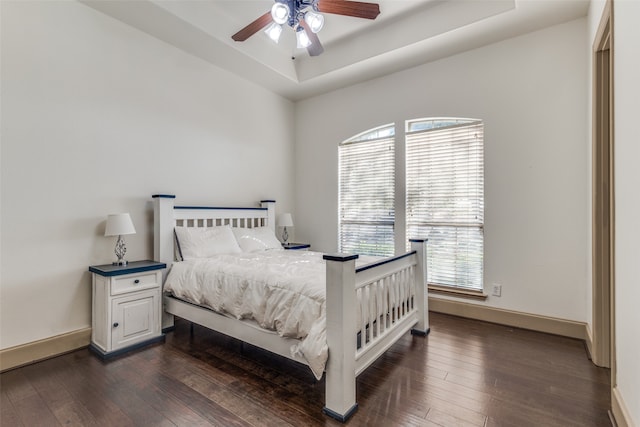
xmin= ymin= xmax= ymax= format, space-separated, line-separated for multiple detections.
xmin=406 ymin=118 xmax=484 ymax=291
xmin=337 ymin=118 xmax=484 ymax=292
xmin=338 ymin=124 xmax=395 ymax=257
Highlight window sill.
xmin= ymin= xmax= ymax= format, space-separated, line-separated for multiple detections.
xmin=428 ymin=284 xmax=488 ymax=301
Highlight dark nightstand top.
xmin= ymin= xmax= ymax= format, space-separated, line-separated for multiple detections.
xmin=89 ymin=260 xmax=166 ymax=277
xmin=282 ymin=243 xmax=311 ymax=250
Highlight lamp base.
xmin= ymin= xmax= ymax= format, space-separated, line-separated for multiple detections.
xmin=113 ymin=235 xmax=129 ymax=266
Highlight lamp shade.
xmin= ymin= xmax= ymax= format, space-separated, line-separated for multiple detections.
xmin=277 ymin=213 xmax=294 ymax=227
xmin=105 ymin=213 xmax=136 ymax=236
xmin=296 ymin=27 xmax=312 ymax=48
xmin=264 ymin=22 xmax=283 ymax=43
xmin=305 ymin=11 xmax=324 ymax=33
xmin=271 ymin=2 xmax=290 ymax=25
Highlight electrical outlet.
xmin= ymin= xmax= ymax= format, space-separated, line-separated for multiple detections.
xmin=492 ymin=284 xmax=502 ymax=297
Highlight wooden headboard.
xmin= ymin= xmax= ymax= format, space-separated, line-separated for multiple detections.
xmin=152 ymin=194 xmax=276 ymax=267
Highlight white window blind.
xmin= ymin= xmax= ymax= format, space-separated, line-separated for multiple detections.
xmin=406 ymin=119 xmax=484 ymax=290
xmin=339 ymin=125 xmax=395 ymax=257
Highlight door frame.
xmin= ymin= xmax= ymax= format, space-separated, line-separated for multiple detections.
xmin=591 ymin=0 xmax=614 ymax=377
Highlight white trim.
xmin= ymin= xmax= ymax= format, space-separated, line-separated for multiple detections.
xmin=585 ymin=324 xmax=595 ymax=361
xmin=612 ymin=386 xmax=634 ymax=427
xmin=0 ymin=328 xmax=91 ymax=372
xmin=429 ymin=297 xmax=587 ymax=339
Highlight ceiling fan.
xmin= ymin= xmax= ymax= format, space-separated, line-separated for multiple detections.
xmin=232 ymin=0 xmax=381 ymax=57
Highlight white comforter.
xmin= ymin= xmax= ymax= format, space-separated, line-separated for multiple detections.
xmin=163 ymin=250 xmax=374 ymax=379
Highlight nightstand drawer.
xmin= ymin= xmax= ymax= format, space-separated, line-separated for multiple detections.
xmin=112 ymin=273 xmax=159 ymax=295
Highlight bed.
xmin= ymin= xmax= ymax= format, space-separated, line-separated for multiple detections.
xmin=152 ymin=194 xmax=429 ymax=422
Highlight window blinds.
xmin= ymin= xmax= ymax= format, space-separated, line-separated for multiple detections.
xmin=339 ymin=133 xmax=395 ymax=257
xmin=406 ymin=120 xmax=484 ymax=290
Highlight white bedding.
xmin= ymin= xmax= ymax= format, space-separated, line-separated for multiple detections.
xmin=163 ymin=250 xmax=378 ymax=379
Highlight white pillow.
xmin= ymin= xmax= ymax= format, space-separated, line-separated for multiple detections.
xmin=232 ymin=227 xmax=283 ymax=252
xmin=174 ymin=226 xmax=242 ymax=260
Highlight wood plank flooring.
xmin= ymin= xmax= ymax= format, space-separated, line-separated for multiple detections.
xmin=1 ymin=313 xmax=611 ymax=426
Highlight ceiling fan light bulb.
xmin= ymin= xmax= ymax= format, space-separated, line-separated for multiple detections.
xmin=271 ymin=2 xmax=290 ymax=25
xmin=305 ymin=11 xmax=324 ymax=33
xmin=296 ymin=27 xmax=312 ymax=48
xmin=264 ymin=22 xmax=283 ymax=43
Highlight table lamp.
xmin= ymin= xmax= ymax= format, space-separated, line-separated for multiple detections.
xmin=105 ymin=213 xmax=136 ymax=265
xmin=277 ymin=213 xmax=293 ymax=244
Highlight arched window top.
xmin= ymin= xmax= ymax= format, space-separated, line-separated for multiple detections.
xmin=406 ymin=117 xmax=480 ymax=133
xmin=341 ymin=123 xmax=395 ymax=145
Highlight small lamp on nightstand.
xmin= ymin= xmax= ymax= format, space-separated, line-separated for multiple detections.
xmin=105 ymin=213 xmax=136 ymax=266
xmin=277 ymin=213 xmax=293 ymax=244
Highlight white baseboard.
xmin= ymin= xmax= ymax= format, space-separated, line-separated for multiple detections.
xmin=585 ymin=324 xmax=595 ymax=360
xmin=612 ymin=386 xmax=634 ymax=427
xmin=428 ymin=297 xmax=588 ymax=339
xmin=0 ymin=328 xmax=91 ymax=372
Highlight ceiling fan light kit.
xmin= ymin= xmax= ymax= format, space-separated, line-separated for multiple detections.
xmin=233 ymin=0 xmax=380 ymax=57
xmin=304 ymin=10 xmax=325 ymax=33
xmin=271 ymin=2 xmax=291 ymax=25
xmin=264 ymin=21 xmax=284 ymax=43
xmin=296 ymin=26 xmax=312 ymax=48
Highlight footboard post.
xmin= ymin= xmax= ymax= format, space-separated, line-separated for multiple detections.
xmin=410 ymin=239 xmax=430 ymax=336
xmin=322 ymin=254 xmax=359 ymax=422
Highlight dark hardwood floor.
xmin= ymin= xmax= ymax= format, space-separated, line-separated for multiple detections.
xmin=1 ymin=313 xmax=611 ymax=426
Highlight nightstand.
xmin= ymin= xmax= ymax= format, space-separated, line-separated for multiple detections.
xmin=88 ymin=260 xmax=166 ymax=359
xmin=282 ymin=243 xmax=310 ymax=251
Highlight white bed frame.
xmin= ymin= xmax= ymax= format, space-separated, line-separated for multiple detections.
xmin=152 ymin=194 xmax=429 ymax=422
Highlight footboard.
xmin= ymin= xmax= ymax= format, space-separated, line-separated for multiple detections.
xmin=323 ymin=239 xmax=428 ymax=422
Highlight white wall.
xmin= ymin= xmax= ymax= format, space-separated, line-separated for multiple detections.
xmin=295 ymin=18 xmax=589 ymax=322
xmin=613 ymin=1 xmax=640 ymax=424
xmin=0 ymin=1 xmax=295 ymax=349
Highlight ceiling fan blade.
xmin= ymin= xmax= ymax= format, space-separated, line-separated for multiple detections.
xmin=232 ymin=11 xmax=272 ymax=42
xmin=299 ymin=20 xmax=325 ymax=56
xmin=317 ymin=0 xmax=380 ymax=20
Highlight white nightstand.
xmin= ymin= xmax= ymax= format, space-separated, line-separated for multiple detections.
xmin=282 ymin=243 xmax=310 ymax=251
xmin=88 ymin=260 xmax=166 ymax=359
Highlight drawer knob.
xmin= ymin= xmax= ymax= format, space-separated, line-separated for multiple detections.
xmin=134 ymin=279 xmax=140 ymax=284
xmin=113 ymin=322 xmax=119 ymax=328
